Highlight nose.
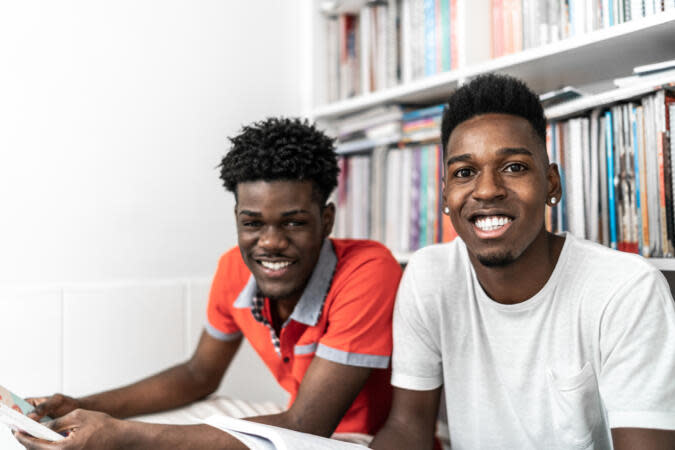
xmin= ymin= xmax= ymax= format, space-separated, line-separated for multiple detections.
xmin=472 ymin=169 xmax=506 ymax=201
xmin=258 ymin=225 xmax=289 ymax=252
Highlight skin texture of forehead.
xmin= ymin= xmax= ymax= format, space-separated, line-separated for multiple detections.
xmin=446 ymin=113 xmax=549 ymax=169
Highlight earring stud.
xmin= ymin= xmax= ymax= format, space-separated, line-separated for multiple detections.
xmin=443 ymin=206 xmax=450 ymax=214
xmin=550 ymin=197 xmax=557 ymax=205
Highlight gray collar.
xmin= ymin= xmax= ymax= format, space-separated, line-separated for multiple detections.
xmin=233 ymin=239 xmax=337 ymax=326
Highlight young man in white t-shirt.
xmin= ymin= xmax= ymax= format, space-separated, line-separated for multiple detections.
xmin=371 ymin=74 xmax=675 ymax=450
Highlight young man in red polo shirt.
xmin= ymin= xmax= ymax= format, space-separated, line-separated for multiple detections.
xmin=18 ymin=118 xmax=401 ymax=449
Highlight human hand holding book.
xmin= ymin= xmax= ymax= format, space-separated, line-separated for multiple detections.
xmin=0 ymin=385 xmax=64 ymax=442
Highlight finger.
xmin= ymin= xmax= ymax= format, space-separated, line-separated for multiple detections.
xmin=25 ymin=397 xmax=48 ymax=407
xmin=45 ymin=412 xmax=84 ymax=433
xmin=13 ymin=430 xmax=61 ymax=450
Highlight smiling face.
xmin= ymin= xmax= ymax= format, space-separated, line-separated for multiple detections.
xmin=235 ymin=180 xmax=334 ymax=304
xmin=443 ymin=113 xmax=561 ymax=267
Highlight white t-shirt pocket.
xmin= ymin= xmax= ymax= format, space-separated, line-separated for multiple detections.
xmin=547 ymin=362 xmax=602 ymax=449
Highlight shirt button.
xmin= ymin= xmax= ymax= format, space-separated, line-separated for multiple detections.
xmin=283 ymin=357 xmax=290 ymax=363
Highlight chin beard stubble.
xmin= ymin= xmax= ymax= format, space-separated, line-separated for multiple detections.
xmin=476 ymin=250 xmax=516 ymax=267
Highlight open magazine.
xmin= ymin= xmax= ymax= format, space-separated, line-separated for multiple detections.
xmin=0 ymin=385 xmax=63 ymax=442
xmin=205 ymin=415 xmax=368 ymax=450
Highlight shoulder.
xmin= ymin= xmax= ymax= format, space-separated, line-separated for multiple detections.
xmin=564 ymin=234 xmax=660 ymax=287
xmin=211 ymin=246 xmax=252 ymax=300
xmin=405 ymin=238 xmax=469 ymax=283
xmin=327 ymin=239 xmax=402 ymax=303
xmin=331 ymin=238 xmax=402 ymax=274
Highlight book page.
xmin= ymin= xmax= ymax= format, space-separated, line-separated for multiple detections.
xmin=205 ymin=415 xmax=367 ymax=450
xmin=225 ymin=429 xmax=275 ymax=450
xmin=0 ymin=404 xmax=64 ymax=442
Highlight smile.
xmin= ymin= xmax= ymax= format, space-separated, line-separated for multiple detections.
xmin=258 ymin=260 xmax=294 ymax=271
xmin=473 ymin=215 xmax=513 ymax=231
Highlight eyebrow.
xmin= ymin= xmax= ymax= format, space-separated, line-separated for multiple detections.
xmin=446 ymin=147 xmax=534 ymax=166
xmin=238 ymin=209 xmax=311 ymax=217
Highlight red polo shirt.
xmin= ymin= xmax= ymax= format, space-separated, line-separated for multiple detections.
xmin=206 ymin=238 xmax=401 ymax=435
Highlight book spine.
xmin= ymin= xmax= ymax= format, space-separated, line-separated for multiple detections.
xmin=631 ymin=105 xmax=644 ymax=255
xmin=439 ymin=0 xmax=451 ymax=71
xmin=424 ymin=0 xmax=437 ymax=75
xmin=410 ymin=147 xmax=422 ymax=250
xmin=605 ymin=110 xmax=618 ymax=249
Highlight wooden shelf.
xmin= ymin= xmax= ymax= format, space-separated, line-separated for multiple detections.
xmin=312 ymin=12 xmax=675 ymax=121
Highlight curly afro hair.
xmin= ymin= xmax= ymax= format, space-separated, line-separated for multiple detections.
xmin=441 ymin=73 xmax=547 ymax=157
xmin=219 ymin=117 xmax=339 ymax=206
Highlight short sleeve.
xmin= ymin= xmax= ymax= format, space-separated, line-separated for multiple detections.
xmin=599 ymin=268 xmax=675 ymax=430
xmin=315 ymin=255 xmax=401 ymax=369
xmin=205 ymin=251 xmax=244 ymax=342
xmin=391 ymin=263 xmax=443 ymax=391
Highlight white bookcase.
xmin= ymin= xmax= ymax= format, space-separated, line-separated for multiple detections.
xmin=309 ymin=2 xmax=675 ymax=268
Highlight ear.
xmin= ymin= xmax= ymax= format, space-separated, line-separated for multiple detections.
xmin=545 ymin=163 xmax=563 ymax=206
xmin=321 ymin=202 xmax=336 ymax=238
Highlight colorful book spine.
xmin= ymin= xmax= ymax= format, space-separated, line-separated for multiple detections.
xmin=605 ymin=110 xmax=618 ymax=249
xmin=424 ymin=0 xmax=437 ymax=76
xmin=631 ymin=105 xmax=643 ymax=255
xmin=439 ymin=0 xmax=451 ymax=72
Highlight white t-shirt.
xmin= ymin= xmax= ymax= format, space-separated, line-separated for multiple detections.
xmin=392 ymin=233 xmax=675 ymax=450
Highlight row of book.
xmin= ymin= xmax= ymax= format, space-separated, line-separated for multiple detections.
xmin=324 ymin=0 xmax=459 ymax=102
xmin=323 ymin=0 xmax=675 ymax=101
xmin=332 ymin=103 xmax=456 ymax=253
xmin=493 ymin=0 xmax=675 ymax=58
xmin=332 ymin=144 xmax=457 ymax=253
xmin=548 ymin=88 xmax=675 ymax=257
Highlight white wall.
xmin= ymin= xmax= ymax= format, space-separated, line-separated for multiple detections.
xmin=0 ymin=0 xmax=310 ymax=421
xmin=0 ymin=0 xmax=309 ymax=284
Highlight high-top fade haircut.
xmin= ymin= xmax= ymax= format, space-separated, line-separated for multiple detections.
xmin=441 ymin=73 xmax=547 ymax=158
xmin=219 ymin=117 xmax=339 ymax=206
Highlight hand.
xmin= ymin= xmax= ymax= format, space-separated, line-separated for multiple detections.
xmin=14 ymin=409 xmax=126 ymax=450
xmin=26 ymin=394 xmax=81 ymax=421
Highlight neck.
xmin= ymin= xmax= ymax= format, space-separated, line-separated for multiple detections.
xmin=469 ymin=230 xmax=565 ymax=304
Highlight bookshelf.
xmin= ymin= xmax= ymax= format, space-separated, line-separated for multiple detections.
xmin=311 ymin=1 xmax=675 ymax=268
xmin=312 ymin=10 xmax=675 ymax=120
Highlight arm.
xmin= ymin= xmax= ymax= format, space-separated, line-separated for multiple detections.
xmin=247 ymin=355 xmax=373 ymax=436
xmin=612 ymin=428 xmax=675 ymax=450
xmin=30 ymin=330 xmax=241 ymax=420
xmin=16 ymin=354 xmax=374 ymax=450
xmin=370 ymin=387 xmax=441 ymax=450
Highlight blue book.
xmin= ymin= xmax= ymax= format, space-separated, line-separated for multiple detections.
xmin=402 ymin=104 xmax=445 ymax=122
xmin=605 ymin=110 xmax=618 ymax=249
xmin=423 ymin=0 xmax=436 ymax=76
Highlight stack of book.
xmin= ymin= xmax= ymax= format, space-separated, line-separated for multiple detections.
xmin=401 ymin=104 xmax=444 ymax=143
xmin=548 ymin=88 xmax=675 ymax=257
xmin=335 ymin=105 xmax=403 ymax=154
xmin=492 ymin=0 xmax=675 ymax=58
xmin=331 ymin=104 xmax=457 ymax=253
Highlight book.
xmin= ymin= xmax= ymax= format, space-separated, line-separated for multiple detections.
xmin=204 ymin=415 xmax=367 ymax=450
xmin=0 ymin=385 xmax=63 ymax=442
xmin=605 ymin=109 xmax=618 ymax=249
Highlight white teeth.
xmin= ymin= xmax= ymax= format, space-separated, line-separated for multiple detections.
xmin=474 ymin=216 xmax=512 ymax=231
xmin=260 ymin=261 xmax=291 ymax=271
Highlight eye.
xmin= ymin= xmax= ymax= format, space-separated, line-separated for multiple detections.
xmin=504 ymin=162 xmax=527 ymax=173
xmin=285 ymin=220 xmax=306 ymax=228
xmin=241 ymin=220 xmax=263 ymax=228
xmin=454 ymin=167 xmax=475 ymax=178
